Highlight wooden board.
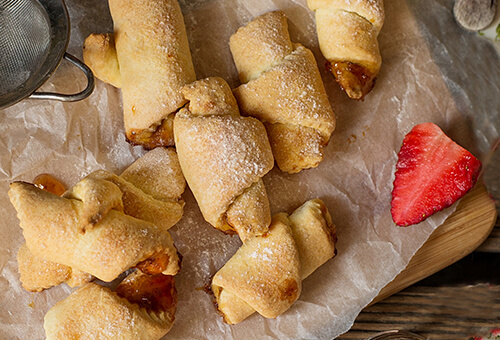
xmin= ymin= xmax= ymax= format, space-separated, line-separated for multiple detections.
xmin=373 ymin=183 xmax=497 ymax=304
xmin=341 ymin=284 xmax=500 ymax=339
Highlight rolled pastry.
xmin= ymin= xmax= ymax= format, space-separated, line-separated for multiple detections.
xmin=17 ymin=243 xmax=93 ymax=292
xmin=307 ymin=0 xmax=385 ymax=100
xmin=44 ymin=271 xmax=176 ymax=340
xmin=15 ymin=148 xmax=185 ymax=291
xmin=230 ymin=11 xmax=336 ymax=173
xmin=211 ymin=199 xmax=337 ymax=324
xmin=174 ymin=77 xmax=274 ymax=242
xmin=83 ymin=0 xmax=196 ymax=149
xmin=9 ymin=179 xmax=181 ymax=282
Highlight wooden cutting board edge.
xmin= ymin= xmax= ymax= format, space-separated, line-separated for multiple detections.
xmin=372 ymin=183 xmax=497 ymax=305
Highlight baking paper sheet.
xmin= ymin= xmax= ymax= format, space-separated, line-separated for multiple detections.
xmin=0 ymin=0 xmax=498 ymax=339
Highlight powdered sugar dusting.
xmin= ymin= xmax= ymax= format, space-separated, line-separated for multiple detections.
xmin=175 ymin=110 xmax=274 ymax=227
xmin=231 ymin=12 xmax=335 ymax=172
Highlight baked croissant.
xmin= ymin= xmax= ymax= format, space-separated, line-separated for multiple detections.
xmin=9 ymin=178 xmax=181 ymax=282
xmin=307 ymin=0 xmax=385 ymax=100
xmin=211 ymin=199 xmax=337 ymax=324
xmin=174 ymin=77 xmax=275 ymax=242
xmin=16 ymin=147 xmax=185 ymax=291
xmin=44 ymin=271 xmax=177 ymax=340
xmin=83 ymin=0 xmax=196 ymax=148
xmin=230 ymin=11 xmax=336 ymax=173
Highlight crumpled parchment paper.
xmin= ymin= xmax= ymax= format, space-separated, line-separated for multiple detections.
xmin=0 ymin=0 xmax=498 ymax=339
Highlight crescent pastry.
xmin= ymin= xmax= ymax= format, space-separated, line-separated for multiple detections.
xmin=15 ymin=148 xmax=185 ymax=291
xmin=230 ymin=11 xmax=336 ymax=173
xmin=83 ymin=0 xmax=196 ymax=148
xmin=44 ymin=271 xmax=177 ymax=340
xmin=174 ymin=77 xmax=274 ymax=242
xmin=307 ymin=0 xmax=385 ymax=99
xmin=9 ymin=179 xmax=181 ymax=282
xmin=211 ymin=199 xmax=337 ymax=324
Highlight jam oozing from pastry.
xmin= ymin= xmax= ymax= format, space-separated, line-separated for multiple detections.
xmin=115 ymin=273 xmax=177 ymax=314
xmin=135 ymin=253 xmax=170 ymax=275
xmin=219 ymin=215 xmax=238 ymax=235
xmin=326 ymin=61 xmax=376 ymax=100
xmin=127 ymin=115 xmax=175 ymax=149
xmin=33 ymin=173 xmax=66 ymax=196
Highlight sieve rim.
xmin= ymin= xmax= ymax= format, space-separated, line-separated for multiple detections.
xmin=0 ymin=0 xmax=72 ymax=110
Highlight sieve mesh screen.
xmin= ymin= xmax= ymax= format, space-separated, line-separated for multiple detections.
xmin=0 ymin=0 xmax=51 ymax=95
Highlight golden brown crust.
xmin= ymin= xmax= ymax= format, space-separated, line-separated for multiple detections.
xmin=307 ymin=0 xmax=385 ymax=31
xmin=230 ymin=11 xmax=335 ymax=173
xmin=225 ymin=179 xmax=271 ymax=242
xmin=17 ymin=243 xmax=92 ymax=292
xmin=102 ymin=0 xmax=196 ymax=148
xmin=288 ymin=198 xmax=337 ymax=279
xmin=229 ymin=11 xmax=293 ymax=84
xmin=211 ymin=199 xmax=337 ymax=324
xmin=83 ymin=33 xmax=122 ymax=88
xmin=44 ymin=277 xmax=176 ymax=340
xmin=120 ymin=147 xmax=186 ymax=202
xmin=63 ymin=177 xmax=125 ymax=233
xmin=307 ymin=0 xmax=385 ymax=99
xmin=174 ymin=77 xmax=274 ymax=241
xmin=15 ymin=149 xmax=185 ymax=292
xmin=80 ymin=170 xmax=184 ymax=232
xmin=212 ymin=214 xmax=302 ymax=323
xmin=233 ymin=44 xmax=335 ymax=141
xmin=180 ymin=76 xmax=241 ymax=118
xmin=264 ymin=122 xmax=324 ymax=174
xmin=9 ymin=181 xmax=180 ymax=282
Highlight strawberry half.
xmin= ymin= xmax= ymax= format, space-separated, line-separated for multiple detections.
xmin=391 ymin=122 xmax=482 ymax=227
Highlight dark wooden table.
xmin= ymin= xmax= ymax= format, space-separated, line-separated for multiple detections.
xmin=339 ymin=219 xmax=500 ymax=340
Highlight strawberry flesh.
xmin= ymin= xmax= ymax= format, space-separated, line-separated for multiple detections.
xmin=391 ymin=122 xmax=481 ymax=227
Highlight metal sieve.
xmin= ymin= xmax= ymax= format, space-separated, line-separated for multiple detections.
xmin=0 ymin=0 xmax=94 ymax=110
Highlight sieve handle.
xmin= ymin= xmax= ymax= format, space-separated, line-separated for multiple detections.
xmin=29 ymin=53 xmax=95 ymax=102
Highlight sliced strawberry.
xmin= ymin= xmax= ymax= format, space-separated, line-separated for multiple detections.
xmin=391 ymin=122 xmax=481 ymax=227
